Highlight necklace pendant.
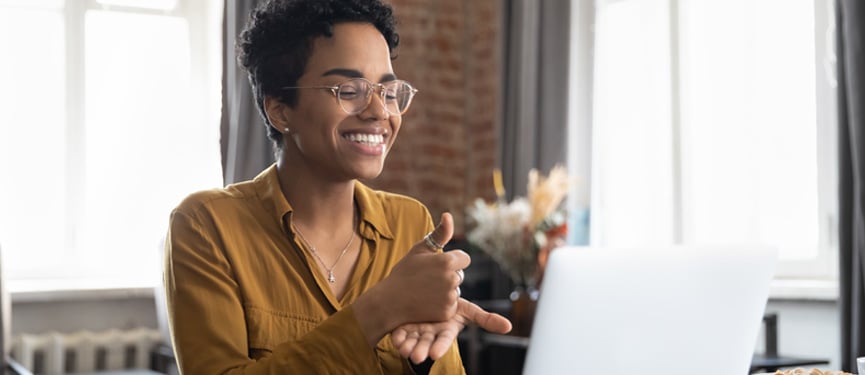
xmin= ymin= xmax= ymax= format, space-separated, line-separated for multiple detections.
xmin=328 ymin=271 xmax=335 ymax=283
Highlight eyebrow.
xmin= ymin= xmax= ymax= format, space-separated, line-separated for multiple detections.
xmin=321 ymin=68 xmax=397 ymax=82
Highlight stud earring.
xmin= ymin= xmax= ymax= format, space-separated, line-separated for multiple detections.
xmin=284 ymin=128 xmax=290 ymax=133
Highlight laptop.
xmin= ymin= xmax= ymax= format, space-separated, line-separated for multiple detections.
xmin=522 ymin=246 xmax=777 ymax=375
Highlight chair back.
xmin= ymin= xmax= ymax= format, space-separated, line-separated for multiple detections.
xmin=153 ymin=238 xmax=172 ymax=350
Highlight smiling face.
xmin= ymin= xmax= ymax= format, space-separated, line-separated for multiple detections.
xmin=269 ymin=22 xmax=402 ymax=182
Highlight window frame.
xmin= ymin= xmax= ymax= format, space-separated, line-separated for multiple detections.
xmin=1 ymin=0 xmax=221 ymax=291
xmin=570 ymin=0 xmax=839 ymax=295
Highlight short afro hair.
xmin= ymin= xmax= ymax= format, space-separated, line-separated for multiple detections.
xmin=236 ymin=0 xmax=400 ymax=151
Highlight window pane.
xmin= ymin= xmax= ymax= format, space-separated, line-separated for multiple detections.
xmin=679 ymin=0 xmax=819 ymax=260
xmin=0 ymin=0 xmax=62 ymax=8
xmin=0 ymin=7 xmax=66 ymax=278
xmin=591 ymin=0 xmax=676 ymax=246
xmin=96 ymin=0 xmax=177 ymax=11
xmin=80 ymin=10 xmax=220 ymax=281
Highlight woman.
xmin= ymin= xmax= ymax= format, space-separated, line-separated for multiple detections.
xmin=164 ymin=0 xmax=511 ymax=373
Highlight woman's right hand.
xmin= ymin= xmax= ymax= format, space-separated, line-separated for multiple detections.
xmin=385 ymin=212 xmax=468 ymax=323
xmin=392 ymin=298 xmax=512 ymax=364
xmin=353 ymin=212 xmax=470 ymax=345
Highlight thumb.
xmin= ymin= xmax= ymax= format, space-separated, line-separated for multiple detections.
xmin=416 ymin=212 xmax=454 ymax=253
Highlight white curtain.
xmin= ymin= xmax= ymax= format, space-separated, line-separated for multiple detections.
xmin=589 ymin=0 xmax=835 ymax=283
xmin=589 ymin=0 xmax=676 ymax=247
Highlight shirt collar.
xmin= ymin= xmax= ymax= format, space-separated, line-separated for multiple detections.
xmin=251 ymin=164 xmax=394 ymax=240
xmin=353 ymin=181 xmax=395 ymax=240
xmin=251 ymin=164 xmax=293 ymax=224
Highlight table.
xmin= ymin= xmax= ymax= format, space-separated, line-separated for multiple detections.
xmin=460 ymin=300 xmax=830 ymax=374
xmin=750 ymin=354 xmax=832 ymax=372
xmin=462 ymin=330 xmax=830 ymax=374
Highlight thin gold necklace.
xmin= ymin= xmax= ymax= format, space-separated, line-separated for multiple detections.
xmin=293 ymin=213 xmax=356 ymax=284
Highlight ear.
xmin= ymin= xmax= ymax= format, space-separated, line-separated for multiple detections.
xmin=264 ymin=96 xmax=292 ymax=133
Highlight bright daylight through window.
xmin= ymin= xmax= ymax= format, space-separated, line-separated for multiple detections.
xmin=0 ymin=0 xmax=223 ymax=291
xmin=588 ymin=0 xmax=837 ymax=287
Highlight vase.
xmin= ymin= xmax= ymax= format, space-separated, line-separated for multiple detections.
xmin=536 ymin=230 xmax=567 ymax=288
xmin=509 ymin=284 xmax=539 ymax=337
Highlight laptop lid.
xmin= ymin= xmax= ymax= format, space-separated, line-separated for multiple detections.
xmin=522 ymin=246 xmax=777 ymax=375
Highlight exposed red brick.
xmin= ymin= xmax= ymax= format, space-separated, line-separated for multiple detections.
xmin=369 ymin=0 xmax=500 ymax=235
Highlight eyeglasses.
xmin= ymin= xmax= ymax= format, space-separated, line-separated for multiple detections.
xmin=281 ymin=78 xmax=418 ymax=116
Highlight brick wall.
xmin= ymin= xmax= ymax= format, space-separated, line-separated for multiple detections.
xmin=364 ymin=0 xmax=501 ymax=235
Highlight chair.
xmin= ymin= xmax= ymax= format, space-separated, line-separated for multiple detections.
xmin=749 ymin=313 xmax=830 ymax=372
xmin=152 ymin=238 xmax=178 ymax=375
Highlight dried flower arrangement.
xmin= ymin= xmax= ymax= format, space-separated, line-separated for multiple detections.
xmin=466 ymin=165 xmax=571 ymax=288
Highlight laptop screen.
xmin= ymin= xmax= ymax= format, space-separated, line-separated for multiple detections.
xmin=522 ymin=246 xmax=777 ymax=375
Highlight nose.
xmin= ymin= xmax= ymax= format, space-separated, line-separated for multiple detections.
xmin=358 ymin=86 xmax=390 ymax=120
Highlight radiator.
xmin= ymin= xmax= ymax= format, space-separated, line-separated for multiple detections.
xmin=11 ymin=328 xmax=163 ymax=374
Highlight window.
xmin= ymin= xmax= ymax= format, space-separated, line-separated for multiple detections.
xmin=0 ymin=0 xmax=223 ymax=290
xmin=584 ymin=0 xmax=837 ymax=284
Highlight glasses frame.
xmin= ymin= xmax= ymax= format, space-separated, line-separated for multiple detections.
xmin=281 ymin=78 xmax=418 ymax=115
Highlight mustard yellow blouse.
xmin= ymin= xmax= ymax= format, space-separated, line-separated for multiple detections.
xmin=164 ymin=165 xmax=465 ymax=374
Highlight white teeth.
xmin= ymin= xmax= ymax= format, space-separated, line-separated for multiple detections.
xmin=344 ymin=133 xmax=384 ymax=145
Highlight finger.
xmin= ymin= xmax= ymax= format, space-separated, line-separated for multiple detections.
xmin=428 ymin=328 xmax=458 ymax=360
xmin=410 ymin=331 xmax=436 ymax=364
xmin=458 ymin=299 xmax=513 ymax=334
xmin=398 ymin=330 xmax=421 ymax=358
xmin=398 ymin=339 xmax=416 ymax=358
xmin=446 ymin=249 xmax=472 ymax=271
xmin=391 ymin=327 xmax=408 ymax=346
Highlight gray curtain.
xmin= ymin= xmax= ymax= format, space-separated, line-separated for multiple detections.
xmin=493 ymin=0 xmax=573 ymax=298
xmin=221 ymin=0 xmax=272 ymax=185
xmin=500 ymin=0 xmax=570 ymax=200
xmin=837 ymin=0 xmax=865 ymax=371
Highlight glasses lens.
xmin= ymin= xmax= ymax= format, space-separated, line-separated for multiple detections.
xmin=382 ymin=81 xmax=416 ymax=114
xmin=336 ymin=79 xmax=371 ymax=114
xmin=335 ymin=79 xmax=417 ymax=115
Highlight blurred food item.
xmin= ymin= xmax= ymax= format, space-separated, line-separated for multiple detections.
xmin=773 ymin=368 xmax=852 ymax=375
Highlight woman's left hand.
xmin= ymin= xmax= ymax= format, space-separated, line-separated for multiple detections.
xmin=390 ymin=298 xmax=512 ymax=364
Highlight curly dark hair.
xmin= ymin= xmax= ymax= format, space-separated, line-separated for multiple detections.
xmin=237 ymin=0 xmax=400 ymax=151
